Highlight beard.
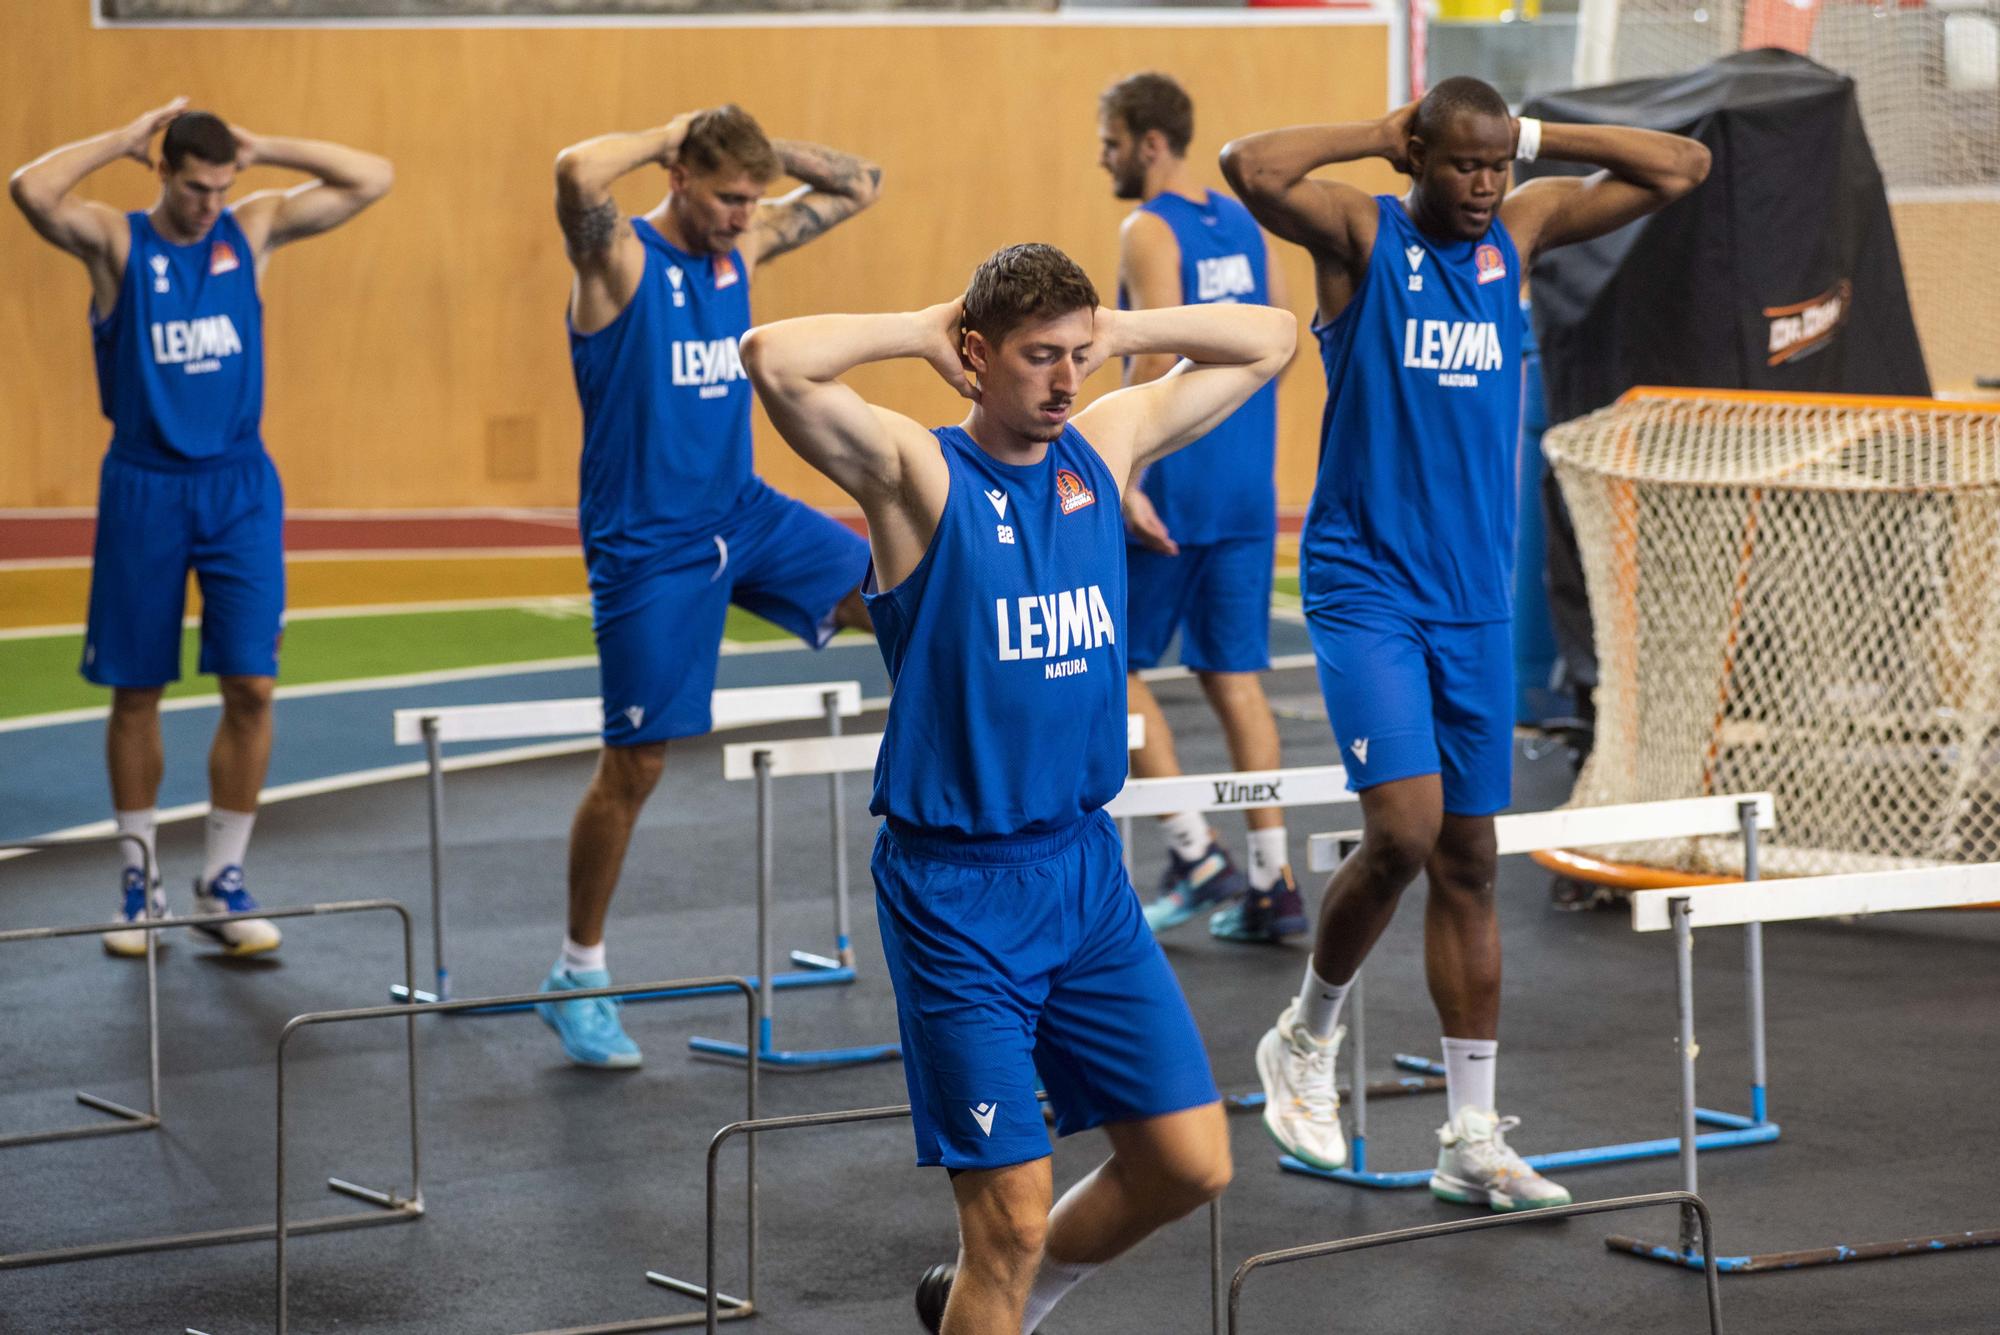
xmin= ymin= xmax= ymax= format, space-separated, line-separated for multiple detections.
xmin=1111 ymin=162 xmax=1146 ymax=200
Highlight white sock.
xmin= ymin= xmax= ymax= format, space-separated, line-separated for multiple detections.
xmin=1021 ymin=1256 xmax=1097 ymax=1333
xmin=1442 ymin=1037 xmax=1498 ymax=1120
xmin=1159 ymin=810 xmax=1211 ymax=862
xmin=114 ymin=808 xmax=157 ymax=881
xmin=1247 ymin=826 xmax=1288 ymax=890
xmin=561 ymin=937 xmax=606 ymax=975
xmin=1295 ymin=960 xmax=1352 ymax=1039
xmin=201 ymin=808 xmax=255 ymax=885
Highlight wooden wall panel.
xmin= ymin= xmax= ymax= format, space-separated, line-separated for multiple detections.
xmin=0 ymin=8 xmax=1396 ymax=511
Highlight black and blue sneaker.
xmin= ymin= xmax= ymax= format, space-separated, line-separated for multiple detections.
xmin=1142 ymin=840 xmax=1247 ymax=934
xmin=915 ymin=1261 xmax=1048 ymax=1333
xmin=1209 ymin=865 xmax=1308 ymax=943
xmin=192 ymin=865 xmax=281 ymax=955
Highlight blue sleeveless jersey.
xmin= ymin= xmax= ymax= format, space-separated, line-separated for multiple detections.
xmin=1303 ymin=196 xmax=1524 ymax=623
xmin=93 ymin=210 xmax=264 ymax=469
xmin=1120 ymin=191 xmax=1277 ymax=545
xmin=570 ymin=219 xmax=754 ymax=583
xmin=867 ymin=426 xmax=1129 ymax=838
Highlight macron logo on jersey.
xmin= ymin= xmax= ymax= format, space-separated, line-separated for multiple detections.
xmin=1401 ymin=318 xmax=1503 ymax=388
xmin=1195 ymin=254 xmax=1256 ymax=302
xmin=996 ymin=584 xmax=1117 ymax=678
xmin=671 ymin=336 xmax=746 ymax=400
xmin=150 ymin=315 xmax=243 ymax=376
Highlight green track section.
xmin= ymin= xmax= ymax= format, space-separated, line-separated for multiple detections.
xmin=0 ymin=604 xmax=794 ymax=721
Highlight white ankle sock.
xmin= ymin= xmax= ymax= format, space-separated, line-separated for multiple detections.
xmin=561 ymin=938 xmax=606 ymax=975
xmin=1159 ymin=811 xmax=1211 ymax=862
xmin=1442 ymin=1037 xmax=1498 ymax=1119
xmin=1247 ymin=826 xmax=1288 ymax=890
xmin=1021 ymin=1256 xmax=1097 ymax=1333
xmin=1296 ymin=960 xmax=1352 ymax=1039
xmin=114 ymin=808 xmax=157 ymax=881
xmin=201 ymin=808 xmax=255 ymax=885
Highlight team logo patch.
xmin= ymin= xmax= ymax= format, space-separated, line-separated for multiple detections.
xmin=1763 ymin=280 xmax=1851 ymax=367
xmin=150 ymin=254 xmax=170 ymax=292
xmin=209 ymin=240 xmax=239 ymax=275
xmin=714 ymin=255 xmax=740 ymax=289
xmin=1475 ymin=244 xmax=1507 ymax=285
xmin=1055 ymin=468 xmax=1095 ymax=515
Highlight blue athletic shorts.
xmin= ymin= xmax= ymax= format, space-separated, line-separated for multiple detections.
xmin=1125 ymin=535 xmax=1274 ymax=673
xmin=590 ymin=480 xmax=868 ymax=746
xmin=872 ymin=810 xmax=1220 ymax=1171
xmin=1307 ymin=604 xmax=1514 ymax=817
xmin=83 ymin=452 xmax=285 ymax=688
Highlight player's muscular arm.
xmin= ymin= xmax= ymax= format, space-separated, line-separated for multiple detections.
xmin=8 ymin=97 xmax=185 ymax=313
xmin=740 ymin=301 xmax=960 ymax=588
xmin=229 ymin=129 xmax=393 ymax=259
xmin=741 ymin=139 xmax=882 ymax=272
xmin=1116 ymin=210 xmax=1185 ymax=554
xmin=1221 ymin=107 xmax=1403 ymax=316
xmin=553 ymin=116 xmax=691 ymax=332
xmin=1502 ymin=122 xmax=1709 ymax=262
xmin=1076 ymin=303 xmax=1295 ymax=491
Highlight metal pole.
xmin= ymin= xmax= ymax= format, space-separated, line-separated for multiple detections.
xmin=1210 ymin=1198 xmax=1223 ymax=1335
xmin=756 ymin=751 xmax=774 ymax=1060
xmin=1739 ymin=802 xmax=1768 ymax=1124
xmin=1673 ymin=895 xmax=1700 ymax=1257
xmin=1342 ymin=839 xmax=1367 ymax=1172
xmin=134 ymin=833 xmax=163 ymax=1123
xmin=423 ymin=715 xmax=449 ymax=1000
xmin=1120 ymin=815 xmax=1134 ymax=879
xmin=823 ymin=692 xmax=854 ymax=968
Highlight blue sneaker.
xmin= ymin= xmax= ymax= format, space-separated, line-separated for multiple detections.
xmin=105 ymin=867 xmax=169 ymax=958
xmin=1143 ymin=840 xmax=1248 ymax=933
xmin=191 ymin=866 xmax=282 ymax=955
xmin=1209 ymin=865 xmax=1309 ymax=943
xmin=536 ymin=966 xmax=642 ymax=1069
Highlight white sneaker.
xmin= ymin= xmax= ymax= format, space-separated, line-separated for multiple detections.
xmin=105 ymin=868 xmax=170 ymax=958
xmin=1254 ymin=1001 xmax=1347 ymax=1169
xmin=1429 ymin=1106 xmax=1573 ymax=1211
xmin=191 ymin=867 xmax=282 ymax=956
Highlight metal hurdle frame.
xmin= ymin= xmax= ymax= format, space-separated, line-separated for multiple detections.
xmin=1229 ymin=1190 xmax=1725 ymax=1335
xmin=388 ymin=681 xmax=864 ymax=1009
xmin=687 ymin=715 xmax=1146 ymax=1070
xmin=248 ymin=976 xmax=758 ymax=1335
xmin=0 ymin=834 xmax=161 ymax=1151
xmin=1283 ymin=795 xmax=1781 ymax=1190
xmin=667 ymin=1100 xmax=1227 ymax=1335
xmin=0 ymin=898 xmax=422 ymax=1270
xmin=1611 ymin=862 xmax=2000 ymax=1273
xmin=1102 ymin=767 xmax=1449 ymax=1107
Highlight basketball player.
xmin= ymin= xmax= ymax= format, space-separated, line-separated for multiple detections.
xmin=540 ymin=107 xmax=880 ymax=1068
xmin=1221 ymin=80 xmax=1708 ymax=1207
xmin=1097 ymin=71 xmax=1303 ymax=943
xmin=9 ymin=100 xmax=393 ymax=957
xmin=742 ymin=245 xmax=1293 ymax=1334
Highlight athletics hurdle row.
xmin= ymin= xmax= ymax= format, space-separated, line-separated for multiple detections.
xmin=1612 ymin=862 xmax=2000 ymax=1273
xmin=1102 ymin=765 xmax=1450 ymax=1106
xmin=389 ymin=680 xmax=864 ymax=1008
xmin=1287 ymin=794 xmax=1781 ymax=1189
xmin=690 ymin=715 xmax=1146 ymax=1070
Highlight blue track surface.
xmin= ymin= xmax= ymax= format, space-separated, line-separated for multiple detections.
xmin=1 ymin=620 xmax=1314 ymax=843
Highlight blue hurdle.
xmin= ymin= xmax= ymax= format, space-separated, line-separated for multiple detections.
xmin=388 ymin=681 xmax=864 ymax=1010
xmin=1282 ymin=794 xmax=1781 ymax=1188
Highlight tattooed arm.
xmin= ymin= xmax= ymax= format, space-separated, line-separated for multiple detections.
xmin=739 ymin=138 xmax=882 ymax=274
xmin=553 ymin=115 xmax=692 ymax=333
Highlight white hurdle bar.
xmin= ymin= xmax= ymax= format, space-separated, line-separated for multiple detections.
xmin=692 ymin=716 xmax=1144 ymax=1070
xmin=389 ymin=681 xmax=864 ymax=1007
xmin=1286 ymin=793 xmax=1781 ymax=1190
xmin=1614 ymin=860 xmax=2000 ymax=1272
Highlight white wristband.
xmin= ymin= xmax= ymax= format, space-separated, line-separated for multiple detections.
xmin=1515 ymin=116 xmax=1543 ymax=164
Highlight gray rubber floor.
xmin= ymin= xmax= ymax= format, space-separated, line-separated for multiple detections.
xmin=4 ymin=665 xmax=1997 ymax=1333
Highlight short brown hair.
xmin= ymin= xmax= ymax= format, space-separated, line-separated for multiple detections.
xmin=162 ymin=111 xmax=237 ymax=171
xmin=963 ymin=244 xmax=1100 ymax=347
xmin=679 ymin=104 xmax=780 ymax=183
xmin=1099 ymin=72 xmax=1194 ymax=157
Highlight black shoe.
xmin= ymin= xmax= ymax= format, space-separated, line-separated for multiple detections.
xmin=1548 ymin=876 xmax=1622 ymax=912
xmin=915 ymin=1261 xmax=954 ymax=1333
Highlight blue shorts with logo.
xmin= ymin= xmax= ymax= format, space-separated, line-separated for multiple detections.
xmin=872 ymin=809 xmax=1220 ymax=1171
xmin=83 ymin=451 xmax=285 ymax=688
xmin=590 ymin=479 xmax=868 ymax=746
xmin=1125 ymin=534 xmax=1274 ymax=673
xmin=1307 ymin=603 xmax=1514 ymax=817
